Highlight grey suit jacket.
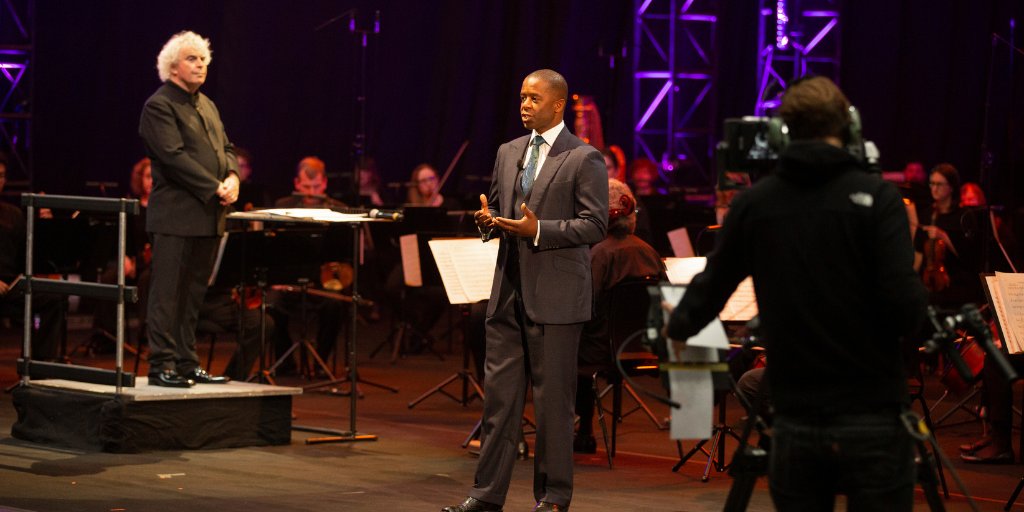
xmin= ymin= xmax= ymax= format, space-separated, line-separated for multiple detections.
xmin=139 ymin=81 xmax=237 ymax=237
xmin=484 ymin=129 xmax=608 ymax=325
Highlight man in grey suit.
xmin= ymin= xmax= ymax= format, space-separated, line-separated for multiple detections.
xmin=444 ymin=69 xmax=608 ymax=512
xmin=139 ymin=31 xmax=239 ymax=387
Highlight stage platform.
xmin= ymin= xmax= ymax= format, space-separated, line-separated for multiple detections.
xmin=10 ymin=378 xmax=301 ymax=453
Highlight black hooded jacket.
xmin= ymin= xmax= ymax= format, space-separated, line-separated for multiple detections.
xmin=668 ymin=140 xmax=928 ymax=415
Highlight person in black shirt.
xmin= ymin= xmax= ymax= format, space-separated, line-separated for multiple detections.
xmin=139 ymin=31 xmax=238 ymax=387
xmin=667 ymin=77 xmax=927 ymax=510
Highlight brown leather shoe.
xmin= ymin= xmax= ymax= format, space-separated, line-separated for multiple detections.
xmin=441 ymin=497 xmax=503 ymax=512
xmin=532 ymin=502 xmax=568 ymax=511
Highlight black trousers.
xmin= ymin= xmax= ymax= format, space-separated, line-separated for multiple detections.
xmin=146 ymin=233 xmax=219 ymax=374
xmin=469 ymin=285 xmax=582 ymax=508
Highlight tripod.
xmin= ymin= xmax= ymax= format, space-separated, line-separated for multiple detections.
xmin=673 ymin=388 xmax=742 ymax=482
xmin=721 ymin=409 xmax=981 ymax=512
xmin=302 ymin=223 xmax=398 ymax=400
xmin=261 ymin=279 xmax=340 ymax=387
xmin=408 ymin=303 xmax=483 ymax=409
xmin=370 ymin=284 xmax=445 ymax=363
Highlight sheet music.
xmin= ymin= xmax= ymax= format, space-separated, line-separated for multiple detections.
xmin=450 ymin=241 xmax=501 ymax=303
xmin=720 ymin=277 xmax=758 ymax=322
xmin=663 ymin=257 xmax=758 ymax=322
xmin=399 ymin=234 xmax=422 ymax=287
xmin=428 ymin=238 xmax=500 ymax=305
xmin=993 ymin=272 xmax=1024 ymax=354
xmin=664 ymin=257 xmax=707 ymax=285
xmin=232 ymin=208 xmax=375 ymax=223
xmin=667 ymin=227 xmax=695 ymax=258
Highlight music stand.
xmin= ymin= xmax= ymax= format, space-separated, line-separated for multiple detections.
xmin=228 ymin=209 xmax=388 ymax=443
xmin=371 ymin=230 xmax=448 ymax=363
xmin=216 ymin=225 xmax=330 ymax=384
xmin=407 ymin=238 xmax=497 ymax=409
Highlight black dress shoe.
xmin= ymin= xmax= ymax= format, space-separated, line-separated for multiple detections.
xmin=532 ymin=502 xmax=568 ymax=511
xmin=148 ymin=369 xmax=194 ymax=388
xmin=441 ymin=497 xmax=502 ymax=512
xmin=185 ymin=367 xmax=231 ymax=384
xmin=573 ymin=434 xmax=597 ymax=454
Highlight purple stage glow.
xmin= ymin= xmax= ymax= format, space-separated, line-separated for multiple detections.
xmin=635 ymin=80 xmax=673 ymax=131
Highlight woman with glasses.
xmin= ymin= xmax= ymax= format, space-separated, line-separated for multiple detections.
xmin=915 ymin=163 xmax=982 ymax=309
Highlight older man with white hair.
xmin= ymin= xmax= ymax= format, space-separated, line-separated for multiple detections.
xmin=139 ymin=30 xmax=239 ymax=387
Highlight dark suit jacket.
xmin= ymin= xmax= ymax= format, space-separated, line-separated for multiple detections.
xmin=139 ymin=82 xmax=237 ymax=237
xmin=484 ymin=128 xmax=608 ymax=325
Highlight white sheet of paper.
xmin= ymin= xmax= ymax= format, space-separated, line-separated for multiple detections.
xmin=995 ymin=272 xmax=1024 ymax=354
xmin=720 ymin=277 xmax=759 ymax=322
xmin=670 ymin=370 xmax=713 ymax=440
xmin=428 ymin=238 xmax=500 ymax=305
xmin=667 ymin=227 xmax=695 ymax=258
xmin=449 ymin=240 xmax=501 ymax=303
xmin=664 ymin=257 xmax=707 ymax=285
xmin=258 ymin=208 xmax=370 ymax=223
xmin=662 ymin=260 xmax=758 ymax=322
xmin=399 ymin=234 xmax=422 ymax=287
xmin=682 ymin=318 xmax=730 ymax=349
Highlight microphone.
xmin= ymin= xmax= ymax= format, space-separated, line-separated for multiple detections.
xmin=516 ymin=157 xmax=525 ymax=171
xmin=368 ymin=208 xmax=403 ymax=221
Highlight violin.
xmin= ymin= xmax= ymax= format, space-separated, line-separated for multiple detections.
xmin=922 ymin=210 xmax=950 ymax=292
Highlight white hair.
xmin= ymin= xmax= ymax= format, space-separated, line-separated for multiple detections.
xmin=156 ymin=31 xmax=212 ymax=82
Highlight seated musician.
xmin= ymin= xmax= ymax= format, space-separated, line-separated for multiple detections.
xmin=380 ymin=163 xmax=460 ymax=353
xmin=914 ymin=163 xmax=983 ymax=310
xmin=0 ymin=151 xmax=66 ymax=361
xmin=93 ymin=157 xmax=152 ymax=347
xmin=234 ymin=146 xmax=270 ymax=211
xmin=268 ymin=156 xmax=347 ymax=375
xmin=574 ymin=178 xmax=666 ymax=453
xmin=274 ymin=156 xmax=344 ymax=208
xmin=405 ymin=163 xmax=460 ymax=209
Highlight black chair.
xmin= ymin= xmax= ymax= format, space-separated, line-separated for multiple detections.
xmin=589 ymin=276 xmax=665 ymax=467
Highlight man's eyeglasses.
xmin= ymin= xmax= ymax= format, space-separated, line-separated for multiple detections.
xmin=928 ymin=181 xmax=949 ymax=188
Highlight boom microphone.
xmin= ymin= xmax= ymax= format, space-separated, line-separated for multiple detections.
xmin=368 ymin=208 xmax=403 ymax=221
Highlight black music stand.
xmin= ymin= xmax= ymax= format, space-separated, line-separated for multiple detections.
xmin=229 ymin=210 xmax=385 ymax=443
xmin=405 ymin=238 xmax=494 ymax=410
xmin=371 ymin=230 xmax=447 ymax=363
xmin=217 ymin=227 xmax=328 ymax=384
xmin=300 ymin=218 xmax=398 ymax=397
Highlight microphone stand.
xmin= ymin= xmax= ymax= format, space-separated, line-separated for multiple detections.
xmin=315 ymin=9 xmax=380 ymax=207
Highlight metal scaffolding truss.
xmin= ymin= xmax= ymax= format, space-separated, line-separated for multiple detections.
xmin=755 ymin=0 xmax=841 ymax=115
xmin=1 ymin=0 xmax=32 ymax=187
xmin=633 ymin=0 xmax=719 ymax=186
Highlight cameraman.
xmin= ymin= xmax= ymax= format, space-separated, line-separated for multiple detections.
xmin=667 ymin=76 xmax=927 ymax=510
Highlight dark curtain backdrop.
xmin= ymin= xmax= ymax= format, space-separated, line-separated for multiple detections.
xmin=30 ymin=0 xmax=1023 ymax=208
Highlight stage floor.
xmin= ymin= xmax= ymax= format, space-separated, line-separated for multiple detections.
xmin=1 ymin=314 xmax=1022 ymax=511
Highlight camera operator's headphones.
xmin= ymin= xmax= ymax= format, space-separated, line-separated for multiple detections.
xmin=765 ymin=105 xmax=864 ymax=158
xmin=608 ymin=193 xmax=637 ymax=221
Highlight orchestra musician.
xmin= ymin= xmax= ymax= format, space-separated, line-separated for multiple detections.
xmin=574 ymin=178 xmax=665 ymax=454
xmin=0 ymin=151 xmax=66 ymax=361
xmin=914 ymin=163 xmax=983 ymax=309
xmin=139 ymin=30 xmax=237 ymax=387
